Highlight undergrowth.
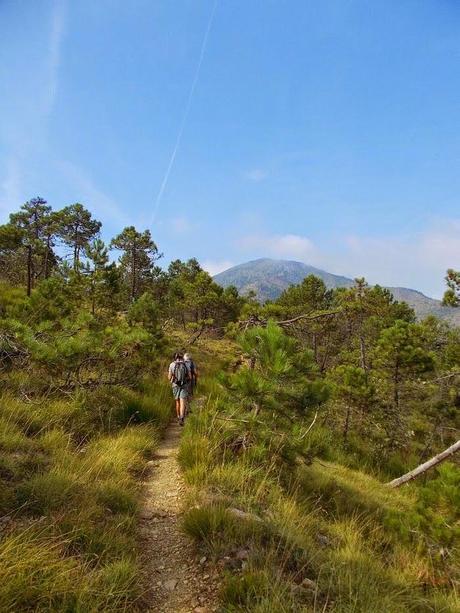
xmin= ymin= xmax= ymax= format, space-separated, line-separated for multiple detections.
xmin=0 ymin=378 xmax=171 ymax=612
xmin=179 ymin=337 xmax=459 ymax=613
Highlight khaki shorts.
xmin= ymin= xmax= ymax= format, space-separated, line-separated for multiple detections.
xmin=172 ymin=384 xmax=188 ymax=400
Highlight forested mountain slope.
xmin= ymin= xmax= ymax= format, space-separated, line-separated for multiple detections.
xmin=214 ymin=258 xmax=460 ymax=325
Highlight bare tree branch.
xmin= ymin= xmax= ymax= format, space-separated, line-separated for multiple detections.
xmin=387 ymin=439 xmax=460 ymax=488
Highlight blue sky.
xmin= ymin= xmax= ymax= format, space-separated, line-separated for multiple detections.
xmin=1 ymin=0 xmax=459 ymax=297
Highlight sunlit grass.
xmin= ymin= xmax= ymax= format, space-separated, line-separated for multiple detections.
xmin=0 ymin=379 xmax=167 ymax=611
xmin=179 ymin=358 xmax=459 ymax=613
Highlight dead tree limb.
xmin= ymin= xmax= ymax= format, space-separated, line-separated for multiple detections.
xmin=433 ymin=371 xmax=460 ymax=382
xmin=187 ymin=324 xmax=206 ymax=345
xmin=386 ymin=439 xmax=460 ymax=488
xmin=300 ymin=411 xmax=318 ymax=440
xmin=238 ymin=310 xmax=341 ymax=330
xmin=277 ymin=310 xmax=341 ymax=327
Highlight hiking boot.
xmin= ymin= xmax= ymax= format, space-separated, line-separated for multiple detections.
xmin=179 ymin=417 xmax=185 ymax=427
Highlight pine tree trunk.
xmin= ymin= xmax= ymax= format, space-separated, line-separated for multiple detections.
xmin=26 ymin=245 xmax=32 ymax=296
xmin=131 ymin=247 xmax=137 ymax=301
xmin=73 ymin=228 xmax=78 ymax=270
xmin=91 ymin=274 xmax=96 ymax=316
xmin=343 ymin=404 xmax=351 ymax=442
xmin=44 ymin=236 xmax=51 ymax=278
xmin=393 ymin=363 xmax=400 ymax=410
xmin=359 ymin=335 xmax=367 ymax=370
xmin=387 ymin=439 xmax=460 ymax=488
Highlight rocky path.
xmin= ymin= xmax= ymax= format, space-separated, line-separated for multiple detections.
xmin=139 ymin=420 xmax=220 ymax=613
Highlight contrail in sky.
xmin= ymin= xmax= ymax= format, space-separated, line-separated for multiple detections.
xmin=150 ymin=0 xmax=218 ymax=226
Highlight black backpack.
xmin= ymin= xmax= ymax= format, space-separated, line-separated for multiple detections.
xmin=173 ymin=361 xmax=190 ymax=387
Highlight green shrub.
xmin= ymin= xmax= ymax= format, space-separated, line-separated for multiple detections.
xmin=183 ymin=505 xmax=234 ymax=543
xmin=178 ymin=435 xmax=213 ymax=471
xmin=223 ymin=568 xmax=298 ymax=612
xmin=17 ymin=470 xmax=80 ymax=515
xmin=95 ymin=480 xmax=138 ymax=515
xmin=94 ymin=558 xmax=139 ymax=608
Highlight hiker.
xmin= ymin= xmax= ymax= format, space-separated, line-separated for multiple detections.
xmin=168 ymin=352 xmax=191 ymax=426
xmin=184 ymin=352 xmax=198 ymax=414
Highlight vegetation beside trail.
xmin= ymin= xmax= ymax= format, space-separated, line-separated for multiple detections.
xmin=0 ymin=381 xmax=174 ymax=610
xmin=0 ymin=198 xmax=459 ymax=611
xmin=0 ymin=199 xmax=247 ymax=611
xmin=181 ymin=326 xmax=459 ymax=612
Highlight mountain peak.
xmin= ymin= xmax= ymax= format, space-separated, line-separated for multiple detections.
xmin=213 ymin=259 xmax=460 ymax=326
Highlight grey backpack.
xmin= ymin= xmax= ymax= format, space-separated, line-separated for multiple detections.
xmin=173 ymin=361 xmax=189 ymax=387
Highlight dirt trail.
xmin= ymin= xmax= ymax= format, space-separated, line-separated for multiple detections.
xmin=140 ymin=419 xmax=219 ymax=613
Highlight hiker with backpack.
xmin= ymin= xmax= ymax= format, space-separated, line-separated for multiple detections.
xmin=183 ymin=352 xmax=198 ymax=414
xmin=168 ymin=352 xmax=191 ymax=426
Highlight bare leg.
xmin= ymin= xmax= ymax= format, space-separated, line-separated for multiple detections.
xmin=179 ymin=398 xmax=186 ymax=419
xmin=175 ymin=399 xmax=180 ymax=418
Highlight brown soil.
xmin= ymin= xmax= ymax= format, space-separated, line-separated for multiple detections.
xmin=139 ymin=419 xmax=220 ymax=613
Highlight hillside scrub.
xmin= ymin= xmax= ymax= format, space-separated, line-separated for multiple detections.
xmin=0 ymin=259 xmax=173 ymax=609
xmin=0 ymin=200 xmax=251 ymax=611
xmin=0 ymin=387 xmax=174 ymax=611
xmin=1 ymin=198 xmax=459 ymax=611
xmin=180 ymin=325 xmax=459 ymax=612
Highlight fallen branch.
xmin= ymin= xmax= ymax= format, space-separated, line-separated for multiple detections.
xmin=227 ymin=507 xmax=263 ymax=523
xmin=160 ymin=317 xmax=174 ymax=330
xmin=187 ymin=324 xmax=206 ymax=345
xmin=215 ymin=415 xmax=266 ymax=427
xmin=386 ymin=439 xmax=460 ymax=488
xmin=215 ymin=416 xmax=251 ymax=424
xmin=433 ymin=371 xmax=460 ymax=382
xmin=300 ymin=411 xmax=318 ymax=440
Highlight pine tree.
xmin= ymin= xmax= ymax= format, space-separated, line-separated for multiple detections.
xmin=442 ymin=269 xmax=460 ymax=307
xmin=58 ymin=203 xmax=101 ymax=270
xmin=110 ymin=226 xmax=161 ymax=301
xmin=277 ymin=274 xmax=332 ymax=315
xmin=7 ymin=198 xmax=56 ymax=295
xmin=84 ymin=239 xmax=109 ymax=315
xmin=374 ymin=320 xmax=435 ymax=448
xmin=328 ymin=364 xmax=374 ymax=441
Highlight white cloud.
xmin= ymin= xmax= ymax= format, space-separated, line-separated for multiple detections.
xmin=334 ymin=221 xmax=460 ymax=298
xmin=0 ymin=157 xmax=23 ymax=217
xmin=236 ymin=220 xmax=460 ymax=298
xmin=202 ymin=260 xmax=235 ymax=276
xmin=245 ymin=168 xmax=268 ymax=182
xmin=58 ymin=160 xmax=128 ymax=226
xmin=170 ymin=216 xmax=199 ymax=235
xmin=239 ymin=233 xmax=317 ymax=261
xmin=42 ymin=0 xmax=66 ymax=117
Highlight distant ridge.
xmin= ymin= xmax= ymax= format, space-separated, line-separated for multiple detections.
xmin=214 ymin=258 xmax=460 ymax=325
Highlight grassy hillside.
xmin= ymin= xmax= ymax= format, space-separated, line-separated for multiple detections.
xmin=180 ymin=331 xmax=459 ymax=613
xmin=0 ymin=382 xmax=172 ymax=611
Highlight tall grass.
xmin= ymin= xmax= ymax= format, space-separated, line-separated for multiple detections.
xmin=179 ymin=343 xmax=459 ymax=613
xmin=0 ymin=377 xmax=172 ymax=611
